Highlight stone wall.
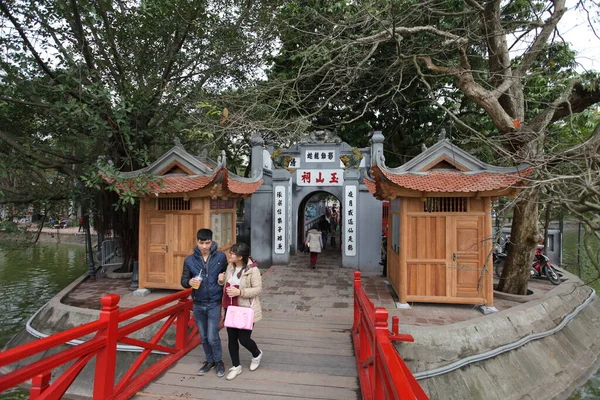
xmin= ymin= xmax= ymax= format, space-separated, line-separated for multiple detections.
xmin=398 ymin=274 xmax=600 ymax=399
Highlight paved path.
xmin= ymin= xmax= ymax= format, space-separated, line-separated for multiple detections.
xmin=135 ymin=247 xmax=361 ymax=400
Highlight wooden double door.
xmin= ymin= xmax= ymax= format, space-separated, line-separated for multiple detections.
xmin=141 ymin=212 xmax=204 ymax=290
xmin=404 ymin=214 xmax=491 ymax=304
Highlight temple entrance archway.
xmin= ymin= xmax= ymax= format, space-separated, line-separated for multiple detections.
xmin=246 ymin=132 xmax=384 ymax=271
xmin=297 ymin=191 xmax=342 ymax=254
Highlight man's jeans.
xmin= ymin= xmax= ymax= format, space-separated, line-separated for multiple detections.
xmin=321 ymin=232 xmax=328 ymax=249
xmin=193 ymin=302 xmax=222 ymax=363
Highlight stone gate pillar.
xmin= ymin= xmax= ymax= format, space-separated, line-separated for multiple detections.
xmin=250 ymin=134 xmax=273 ymax=267
xmin=342 ymin=169 xmax=360 ymax=269
xmin=272 ymin=169 xmax=291 ymax=265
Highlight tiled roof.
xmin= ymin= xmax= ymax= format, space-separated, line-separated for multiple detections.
xmin=111 ymin=168 xmax=262 ymax=196
xmin=363 ymin=178 xmax=377 ymax=194
xmin=377 ymin=168 xmax=532 ymax=193
xmin=224 ymin=175 xmax=263 ymax=194
xmin=148 ymin=175 xmax=213 ymax=193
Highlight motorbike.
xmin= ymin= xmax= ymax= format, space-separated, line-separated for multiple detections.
xmin=493 ymin=235 xmax=508 ymax=278
xmin=495 ymin=243 xmax=561 ymax=285
xmin=530 ymin=245 xmax=561 ymax=285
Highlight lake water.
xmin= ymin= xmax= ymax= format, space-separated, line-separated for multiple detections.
xmin=0 ymin=242 xmax=87 ymax=399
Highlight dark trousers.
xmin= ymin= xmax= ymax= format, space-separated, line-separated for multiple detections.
xmin=310 ymin=252 xmax=319 ymax=265
xmin=227 ymin=326 xmax=260 ymax=367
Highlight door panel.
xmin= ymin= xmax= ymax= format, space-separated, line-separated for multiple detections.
xmin=147 ymin=215 xmax=169 ymax=284
xmin=454 ymin=217 xmax=483 ymax=298
xmin=170 ymin=214 xmax=201 ymax=285
xmin=146 ymin=213 xmax=204 ymax=288
xmin=406 ymin=216 xmax=447 ymax=297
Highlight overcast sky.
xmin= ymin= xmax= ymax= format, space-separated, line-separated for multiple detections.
xmin=558 ymin=0 xmax=600 ymax=72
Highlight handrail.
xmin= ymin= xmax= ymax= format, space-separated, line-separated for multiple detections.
xmin=0 ymin=288 xmax=199 ymax=399
xmin=352 ymin=271 xmax=429 ymax=400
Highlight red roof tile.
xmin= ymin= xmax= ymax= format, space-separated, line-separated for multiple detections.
xmin=378 ymin=168 xmax=532 ymax=193
xmin=149 ymin=175 xmax=214 ymax=193
xmin=364 ymin=178 xmax=376 ymax=194
xmin=111 ymin=168 xmax=262 ymax=196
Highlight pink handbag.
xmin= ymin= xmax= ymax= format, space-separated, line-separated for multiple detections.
xmin=224 ymin=301 xmax=254 ymax=330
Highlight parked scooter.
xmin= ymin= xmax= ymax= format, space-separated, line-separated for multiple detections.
xmin=493 ymin=235 xmax=509 ymax=278
xmin=530 ymin=245 xmax=561 ymax=285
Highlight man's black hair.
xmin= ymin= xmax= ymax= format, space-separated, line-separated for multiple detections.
xmin=197 ymin=229 xmax=213 ymax=241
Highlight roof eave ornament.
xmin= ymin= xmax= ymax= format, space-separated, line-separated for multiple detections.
xmin=216 ymin=150 xmax=227 ymax=169
xmin=438 ymin=128 xmax=446 ymax=142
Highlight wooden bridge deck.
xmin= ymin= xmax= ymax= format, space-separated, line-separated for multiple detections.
xmin=135 ymin=248 xmax=361 ymax=400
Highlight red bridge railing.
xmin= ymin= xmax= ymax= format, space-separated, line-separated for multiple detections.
xmin=0 ymin=289 xmax=199 ymax=399
xmin=352 ymin=271 xmax=429 ymax=400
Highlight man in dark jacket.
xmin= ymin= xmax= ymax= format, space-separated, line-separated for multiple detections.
xmin=181 ymin=229 xmax=227 ymax=377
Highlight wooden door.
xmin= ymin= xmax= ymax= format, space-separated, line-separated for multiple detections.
xmin=144 ymin=212 xmax=204 ymax=289
xmin=146 ymin=215 xmax=170 ymax=286
xmin=405 ymin=215 xmax=448 ymax=299
xmin=169 ymin=213 xmax=203 ymax=288
xmin=450 ymin=216 xmax=484 ymax=299
xmin=404 ymin=210 xmax=485 ymax=303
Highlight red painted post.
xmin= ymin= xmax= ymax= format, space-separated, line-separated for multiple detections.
xmin=93 ymin=294 xmax=120 ymax=399
xmin=176 ymin=297 xmax=191 ymax=349
xmin=373 ymin=308 xmax=389 ymax=399
xmin=353 ymin=271 xmax=361 ymax=332
xmin=29 ymin=372 xmax=51 ymax=398
xmin=392 ymin=316 xmax=399 ymax=336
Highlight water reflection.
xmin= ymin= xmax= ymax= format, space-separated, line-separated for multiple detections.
xmin=0 ymin=242 xmax=87 ymax=399
xmin=0 ymin=243 xmax=86 ymax=347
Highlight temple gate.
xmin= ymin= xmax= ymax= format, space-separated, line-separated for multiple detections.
xmin=246 ymin=131 xmax=384 ymax=271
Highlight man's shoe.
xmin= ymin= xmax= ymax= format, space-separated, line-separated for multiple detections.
xmin=226 ymin=365 xmax=242 ymax=380
xmin=197 ymin=361 xmax=215 ymax=376
xmin=250 ymin=350 xmax=263 ymax=371
xmin=215 ymin=361 xmax=225 ymax=377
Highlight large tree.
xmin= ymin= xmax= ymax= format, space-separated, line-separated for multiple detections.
xmin=0 ymin=0 xmax=279 ymax=268
xmin=249 ymin=0 xmax=600 ymax=294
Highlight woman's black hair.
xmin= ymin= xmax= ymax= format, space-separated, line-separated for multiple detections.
xmin=230 ymin=242 xmax=251 ymax=278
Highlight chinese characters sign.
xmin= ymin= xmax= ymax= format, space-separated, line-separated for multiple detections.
xmin=274 ymin=185 xmax=286 ymax=254
xmin=296 ymin=169 xmax=344 ymax=186
xmin=304 ymin=150 xmax=336 ymax=163
xmin=344 ymin=185 xmax=357 ymax=256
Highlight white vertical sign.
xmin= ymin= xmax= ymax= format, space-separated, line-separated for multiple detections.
xmin=274 ymin=185 xmax=286 ymax=254
xmin=287 ymin=180 xmax=292 ymax=252
xmin=344 ymin=185 xmax=357 ymax=256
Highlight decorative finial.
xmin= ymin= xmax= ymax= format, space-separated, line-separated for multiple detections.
xmin=173 ymin=137 xmax=182 ymax=148
xmin=250 ymin=133 xmax=264 ymax=147
xmin=217 ymin=150 xmax=227 ymax=168
xmin=421 ymin=143 xmax=427 ymax=152
xmin=439 ymin=128 xmax=446 ymax=141
xmin=371 ymin=131 xmax=385 ymax=144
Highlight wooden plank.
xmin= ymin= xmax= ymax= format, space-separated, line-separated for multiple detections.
xmin=135 ymin=251 xmax=360 ymax=400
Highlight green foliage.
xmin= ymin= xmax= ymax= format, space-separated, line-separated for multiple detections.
xmin=0 ymin=0 xmax=282 ymax=266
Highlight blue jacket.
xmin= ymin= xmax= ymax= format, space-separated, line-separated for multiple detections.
xmin=181 ymin=242 xmax=227 ymax=304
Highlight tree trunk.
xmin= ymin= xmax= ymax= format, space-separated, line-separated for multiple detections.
xmin=496 ymin=189 xmax=540 ymax=294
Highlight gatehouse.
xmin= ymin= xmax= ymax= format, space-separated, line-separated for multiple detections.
xmin=245 ymin=130 xmax=384 ymax=271
xmin=123 ymin=130 xmax=529 ymax=308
